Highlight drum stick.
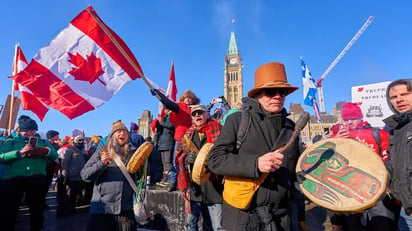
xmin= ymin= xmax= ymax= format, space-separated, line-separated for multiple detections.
xmin=276 ymin=112 xmax=310 ymax=153
xmin=255 ymin=112 xmax=310 ymax=186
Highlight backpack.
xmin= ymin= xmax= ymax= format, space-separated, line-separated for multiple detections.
xmin=235 ymin=97 xmax=294 ymax=150
xmin=223 ymin=98 xmax=295 ymax=210
xmin=236 ymin=98 xmax=252 ymax=150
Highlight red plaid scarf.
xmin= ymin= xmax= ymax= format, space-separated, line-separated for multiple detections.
xmin=176 ymin=119 xmax=222 ymax=192
xmin=185 ymin=119 xmax=222 ymax=143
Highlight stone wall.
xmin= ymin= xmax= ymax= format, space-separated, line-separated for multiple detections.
xmin=139 ymin=189 xmax=186 ymax=231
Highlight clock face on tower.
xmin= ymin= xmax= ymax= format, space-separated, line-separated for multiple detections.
xmin=229 ymin=58 xmax=236 ymax=64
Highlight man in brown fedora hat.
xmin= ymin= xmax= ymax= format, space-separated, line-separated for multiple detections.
xmin=208 ymin=62 xmax=303 ymax=230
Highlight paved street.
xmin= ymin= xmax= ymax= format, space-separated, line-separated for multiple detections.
xmin=15 ymin=186 xmax=89 ymax=231
xmin=15 ymin=183 xmax=332 ymax=231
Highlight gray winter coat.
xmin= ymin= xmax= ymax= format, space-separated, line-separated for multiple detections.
xmin=80 ymin=149 xmax=140 ymax=215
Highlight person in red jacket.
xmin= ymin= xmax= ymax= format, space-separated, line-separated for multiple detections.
xmin=151 ymin=89 xmax=200 ymax=191
xmin=328 ymin=102 xmax=396 ymax=231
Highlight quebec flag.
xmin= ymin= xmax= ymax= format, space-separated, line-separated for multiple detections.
xmin=301 ymin=58 xmax=318 ymax=107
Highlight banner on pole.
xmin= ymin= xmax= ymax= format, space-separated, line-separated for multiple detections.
xmin=0 ymin=95 xmax=21 ymax=129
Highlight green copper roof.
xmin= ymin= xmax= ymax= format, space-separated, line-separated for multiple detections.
xmin=228 ymin=31 xmax=238 ymax=55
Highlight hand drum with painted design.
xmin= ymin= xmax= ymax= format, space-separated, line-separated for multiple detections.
xmin=296 ymin=138 xmax=388 ymax=212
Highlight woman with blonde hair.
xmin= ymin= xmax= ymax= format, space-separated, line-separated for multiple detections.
xmin=81 ymin=120 xmax=140 ymax=231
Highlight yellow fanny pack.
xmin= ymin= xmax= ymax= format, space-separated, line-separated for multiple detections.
xmin=223 ymin=173 xmax=268 ymax=210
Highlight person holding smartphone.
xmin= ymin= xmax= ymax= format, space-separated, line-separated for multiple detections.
xmin=0 ymin=115 xmax=59 ymax=231
xmin=328 ymin=103 xmax=396 ymax=231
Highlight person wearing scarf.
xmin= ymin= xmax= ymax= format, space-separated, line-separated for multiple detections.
xmin=176 ymin=104 xmax=224 ymax=231
xmin=151 ymin=89 xmax=201 ymax=192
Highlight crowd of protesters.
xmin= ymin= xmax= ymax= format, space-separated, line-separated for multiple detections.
xmin=0 ymin=74 xmax=411 ymax=231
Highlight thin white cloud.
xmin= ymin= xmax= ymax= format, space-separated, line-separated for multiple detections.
xmin=211 ymin=0 xmax=264 ymax=37
xmin=211 ymin=0 xmax=234 ymax=37
xmin=245 ymin=1 xmax=263 ymax=35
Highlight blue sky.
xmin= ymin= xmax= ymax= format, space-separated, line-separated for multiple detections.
xmin=0 ymin=1 xmax=411 ymax=138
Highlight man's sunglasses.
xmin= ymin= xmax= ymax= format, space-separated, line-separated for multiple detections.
xmin=191 ymin=110 xmax=205 ymax=116
xmin=263 ymin=88 xmax=287 ymax=97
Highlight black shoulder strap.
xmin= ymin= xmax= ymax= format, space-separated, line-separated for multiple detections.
xmin=236 ymin=98 xmax=251 ymax=150
xmin=371 ymin=127 xmax=382 ymax=155
xmin=0 ymin=135 xmax=14 ymax=149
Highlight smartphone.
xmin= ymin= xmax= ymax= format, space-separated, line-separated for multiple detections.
xmin=29 ymin=136 xmax=38 ymax=147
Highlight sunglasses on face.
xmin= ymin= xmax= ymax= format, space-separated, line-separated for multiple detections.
xmin=263 ymin=88 xmax=287 ymax=97
xmin=191 ymin=110 xmax=205 ymax=116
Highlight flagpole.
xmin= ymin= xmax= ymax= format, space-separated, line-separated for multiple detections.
xmin=7 ymin=43 xmax=19 ymax=135
xmin=87 ymin=8 xmax=160 ymax=100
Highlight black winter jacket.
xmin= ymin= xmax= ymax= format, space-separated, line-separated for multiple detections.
xmin=155 ymin=113 xmax=175 ymax=151
xmin=207 ymin=98 xmax=301 ymax=230
xmin=384 ymin=110 xmax=412 ymax=215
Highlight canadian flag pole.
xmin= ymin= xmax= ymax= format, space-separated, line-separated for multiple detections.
xmin=86 ymin=8 xmax=161 ymax=100
xmin=7 ymin=43 xmax=19 ymax=135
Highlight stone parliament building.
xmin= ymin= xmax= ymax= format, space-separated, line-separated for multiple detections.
xmin=136 ymin=30 xmax=346 ymax=145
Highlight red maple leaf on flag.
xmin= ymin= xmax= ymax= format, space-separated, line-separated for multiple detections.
xmin=68 ymin=52 xmax=106 ymax=85
xmin=357 ymin=87 xmax=364 ymax=92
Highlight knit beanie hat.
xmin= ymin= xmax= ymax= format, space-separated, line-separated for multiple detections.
xmin=46 ymin=130 xmax=59 ymax=139
xmin=111 ymin=120 xmax=129 ymax=137
xmin=18 ymin=115 xmax=38 ymax=131
xmin=342 ymin=102 xmax=363 ymax=120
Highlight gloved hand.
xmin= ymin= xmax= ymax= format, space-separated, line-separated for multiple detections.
xmin=184 ymin=152 xmax=197 ymax=164
xmin=150 ymin=88 xmax=161 ymax=96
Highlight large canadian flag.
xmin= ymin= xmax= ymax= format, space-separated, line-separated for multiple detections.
xmin=12 ymin=45 xmax=49 ymax=121
xmin=11 ymin=7 xmax=144 ymax=119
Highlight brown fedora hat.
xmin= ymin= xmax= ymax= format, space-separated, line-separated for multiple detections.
xmin=247 ymin=62 xmax=299 ymax=97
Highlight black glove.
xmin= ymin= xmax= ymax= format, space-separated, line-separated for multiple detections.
xmin=184 ymin=152 xmax=197 ymax=164
xmin=150 ymin=88 xmax=161 ymax=96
